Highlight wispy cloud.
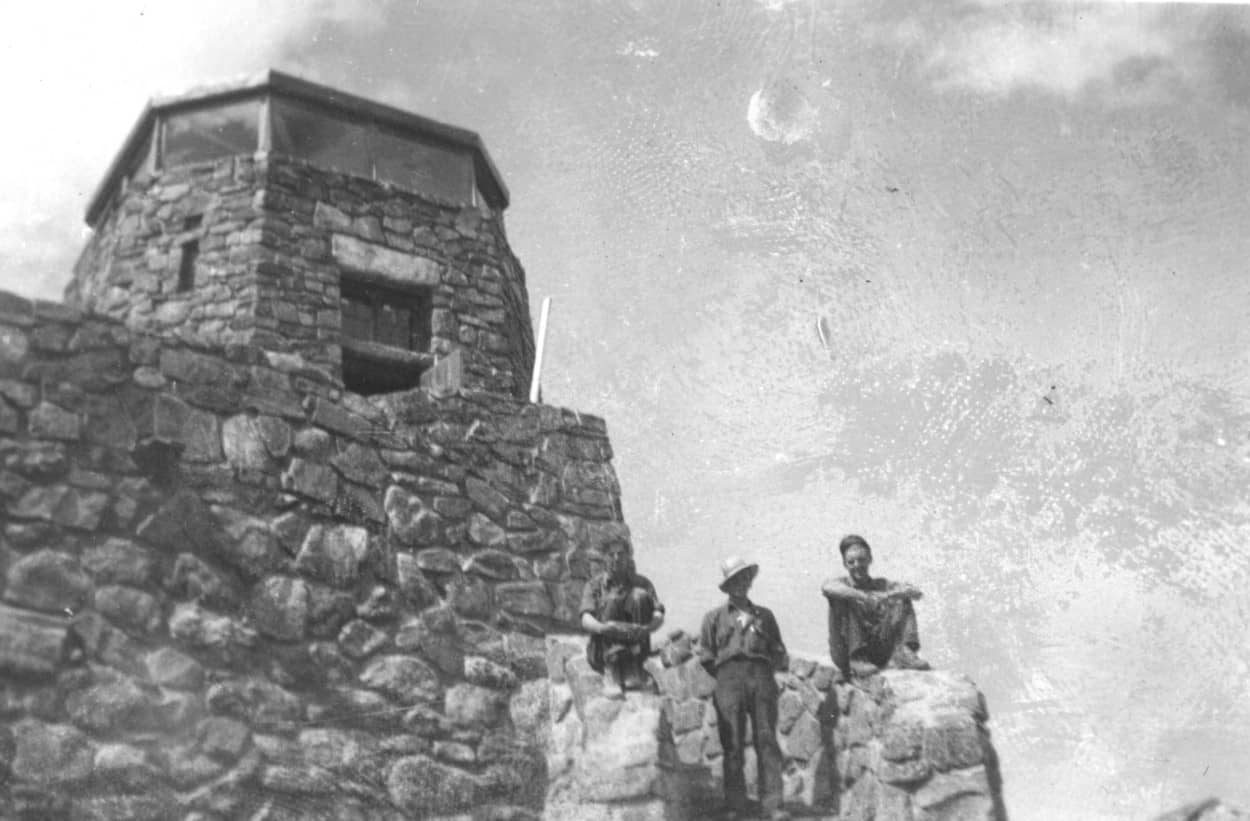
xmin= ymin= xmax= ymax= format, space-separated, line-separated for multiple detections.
xmin=882 ymin=1 xmax=1247 ymax=103
xmin=0 ymin=0 xmax=387 ymax=299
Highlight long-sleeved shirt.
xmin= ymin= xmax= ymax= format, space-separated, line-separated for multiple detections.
xmin=698 ymin=598 xmax=788 ymax=674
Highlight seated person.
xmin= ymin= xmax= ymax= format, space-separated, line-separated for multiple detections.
xmin=822 ymin=534 xmax=929 ymax=679
xmin=579 ymin=540 xmax=665 ymax=695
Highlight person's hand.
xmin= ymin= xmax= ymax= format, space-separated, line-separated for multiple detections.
xmin=890 ymin=584 xmax=923 ymax=601
xmin=603 ymin=621 xmax=644 ymax=642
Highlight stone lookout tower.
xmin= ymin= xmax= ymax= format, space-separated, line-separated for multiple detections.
xmin=68 ymin=70 xmax=534 ymax=397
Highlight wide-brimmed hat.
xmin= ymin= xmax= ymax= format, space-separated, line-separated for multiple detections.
xmin=718 ymin=556 xmax=759 ymax=591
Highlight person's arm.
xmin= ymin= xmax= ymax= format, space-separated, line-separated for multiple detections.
xmin=581 ymin=612 xmax=645 ymax=641
xmin=758 ymin=608 xmax=789 ymax=672
xmin=821 ymin=576 xmax=872 ymax=603
xmin=883 ymin=580 xmax=923 ymax=601
xmin=697 ymin=610 xmax=718 ymax=675
xmin=643 ymin=578 xmax=666 ymax=633
xmin=580 ymin=577 xmax=637 ymax=639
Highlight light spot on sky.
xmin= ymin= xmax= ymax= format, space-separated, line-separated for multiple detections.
xmin=747 ymin=77 xmax=819 ymax=143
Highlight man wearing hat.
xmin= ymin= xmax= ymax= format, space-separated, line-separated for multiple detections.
xmin=822 ymin=533 xmax=929 ymax=680
xmin=698 ymin=557 xmax=790 ymax=821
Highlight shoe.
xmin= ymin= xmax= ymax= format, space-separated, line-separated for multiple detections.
xmin=849 ymin=658 xmax=880 ymax=678
xmin=889 ymin=646 xmax=931 ymax=671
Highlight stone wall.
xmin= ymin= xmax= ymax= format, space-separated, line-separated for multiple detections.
xmin=0 ymin=290 xmax=618 ymax=820
xmin=68 ymin=156 xmax=266 ymax=353
xmin=67 ymin=153 xmax=536 ymax=398
xmin=545 ymin=633 xmax=1007 ymax=821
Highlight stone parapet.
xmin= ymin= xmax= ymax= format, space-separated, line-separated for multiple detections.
xmin=543 ymin=632 xmax=1007 ymax=821
xmin=0 ymin=292 xmax=619 ymax=819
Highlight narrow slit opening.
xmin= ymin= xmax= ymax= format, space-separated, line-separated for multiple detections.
xmin=178 ymin=240 xmax=199 ymax=292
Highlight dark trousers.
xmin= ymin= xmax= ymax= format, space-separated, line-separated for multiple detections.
xmin=586 ymin=587 xmax=655 ymax=673
xmin=713 ymin=658 xmax=784 ymax=813
xmin=828 ymin=596 xmax=920 ymax=673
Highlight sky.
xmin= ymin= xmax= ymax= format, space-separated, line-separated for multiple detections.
xmin=2 ymin=1 xmax=1249 ymax=818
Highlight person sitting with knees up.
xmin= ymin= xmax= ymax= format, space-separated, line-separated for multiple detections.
xmin=822 ymin=533 xmax=929 ymax=680
xmin=580 ymin=540 xmax=665 ymax=696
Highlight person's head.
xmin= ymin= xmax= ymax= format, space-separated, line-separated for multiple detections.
xmin=839 ymin=534 xmax=873 ymax=583
xmin=718 ymin=556 xmax=758 ymax=599
xmin=605 ymin=541 xmax=632 ymax=577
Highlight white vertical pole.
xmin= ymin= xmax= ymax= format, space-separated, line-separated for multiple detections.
xmin=529 ymin=297 xmax=552 ymax=403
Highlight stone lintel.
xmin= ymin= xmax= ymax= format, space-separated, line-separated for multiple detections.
xmin=331 ymin=234 xmax=442 ymax=289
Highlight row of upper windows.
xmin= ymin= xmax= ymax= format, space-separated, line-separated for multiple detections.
xmin=134 ymin=96 xmax=486 ymax=208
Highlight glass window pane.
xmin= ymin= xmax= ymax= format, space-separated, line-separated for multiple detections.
xmin=271 ymin=97 xmax=371 ymax=178
xmin=163 ymin=100 xmax=261 ymax=168
xmin=342 ymin=297 xmax=374 ymax=340
xmin=376 ymin=303 xmax=410 ymax=348
xmin=371 ymin=127 xmax=472 ymax=205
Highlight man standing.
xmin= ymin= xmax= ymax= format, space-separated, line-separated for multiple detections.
xmin=822 ymin=533 xmax=929 ymax=680
xmin=580 ymin=540 xmax=665 ymax=696
xmin=698 ymin=557 xmax=790 ymax=821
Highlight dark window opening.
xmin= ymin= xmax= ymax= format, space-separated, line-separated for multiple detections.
xmin=183 ymin=215 xmax=203 ymax=231
xmin=339 ymin=276 xmax=434 ymax=395
xmin=177 ymin=241 xmax=199 ymax=292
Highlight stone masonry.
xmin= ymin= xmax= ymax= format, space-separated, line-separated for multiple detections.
xmin=69 ymin=153 xmax=535 ymax=397
xmin=0 ymin=290 xmax=623 ymax=820
xmin=545 ymin=632 xmax=1008 ymax=820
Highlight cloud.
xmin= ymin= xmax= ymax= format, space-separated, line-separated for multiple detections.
xmin=884 ymin=1 xmax=1217 ymax=101
xmin=0 ymin=1 xmax=387 ymax=299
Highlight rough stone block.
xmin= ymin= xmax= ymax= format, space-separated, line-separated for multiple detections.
xmin=386 ymin=485 xmax=444 ymax=546
xmin=913 ymin=765 xmax=992 ymax=813
xmin=137 ymin=489 xmax=220 ymax=555
xmin=145 ymin=646 xmax=204 ymax=689
xmin=880 ymin=755 xmax=931 ymax=786
xmin=445 ymin=683 xmax=508 ymax=727
xmin=82 ymin=538 xmax=159 ymax=586
xmin=416 ymin=547 xmax=460 ymax=574
xmin=222 ymin=414 xmax=288 ymax=470
xmin=332 ymin=233 xmax=442 ymax=286
xmin=0 ymin=602 xmax=70 ymax=675
xmin=282 ymin=458 xmax=339 ymax=503
xmin=778 ymin=688 xmax=805 ymax=734
xmin=3 ymin=549 xmax=91 ymax=613
xmin=8 ymin=485 xmax=109 ymax=531
xmin=296 ymin=523 xmax=370 ymax=586
xmin=495 ymin=581 xmax=552 ymax=617
xmin=197 ymin=716 xmax=252 ymax=761
xmin=464 ymin=549 xmax=524 ymax=580
xmin=784 ymin=710 xmax=824 ymax=762
xmin=395 ymin=553 xmax=441 ymax=610
xmin=388 ymin=755 xmax=483 ymax=816
xmin=205 ymin=677 xmax=302 ymax=729
xmin=168 ymin=602 xmax=259 ymax=657
xmin=922 ymin=711 xmax=984 ymax=772
xmin=10 ymin=719 xmax=95 ymax=784
xmin=168 ymin=553 xmax=239 ymax=608
xmin=665 ymin=698 xmax=706 ymax=736
xmin=360 ymin=655 xmax=442 ymax=705
xmin=94 ymin=584 xmax=163 ymax=634
xmin=249 ymin=576 xmax=310 ymax=640
xmin=338 ymin=618 xmax=388 ymax=659
xmin=331 ymin=441 xmax=387 ymax=487
xmin=66 ymin=672 xmax=159 ymax=733
xmin=93 ymin=743 xmax=161 ymax=791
